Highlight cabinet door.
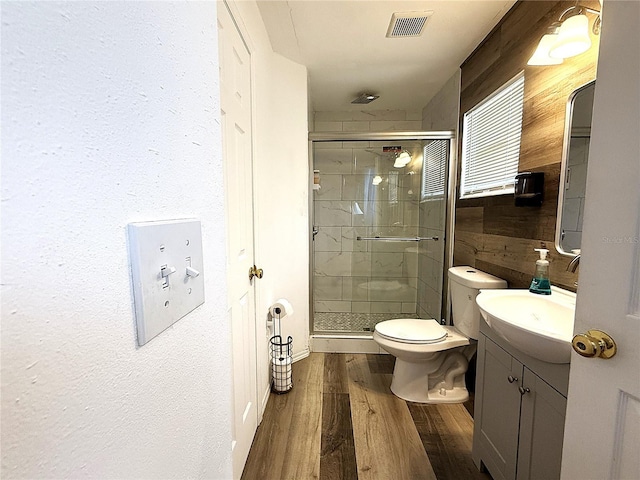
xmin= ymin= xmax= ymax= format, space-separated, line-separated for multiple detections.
xmin=517 ymin=368 xmax=567 ymax=480
xmin=476 ymin=336 xmax=523 ymax=480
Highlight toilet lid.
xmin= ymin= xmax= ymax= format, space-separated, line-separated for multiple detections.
xmin=375 ymin=319 xmax=447 ymax=344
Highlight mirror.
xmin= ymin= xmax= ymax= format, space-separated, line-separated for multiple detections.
xmin=556 ymin=81 xmax=595 ymax=256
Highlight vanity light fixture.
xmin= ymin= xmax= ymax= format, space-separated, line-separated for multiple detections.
xmin=528 ymin=3 xmax=601 ymax=66
xmin=393 ymin=150 xmax=412 ymax=168
xmin=527 ymin=24 xmax=564 ymax=66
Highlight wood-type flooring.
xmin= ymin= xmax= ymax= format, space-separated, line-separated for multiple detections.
xmin=241 ymin=353 xmax=491 ymax=480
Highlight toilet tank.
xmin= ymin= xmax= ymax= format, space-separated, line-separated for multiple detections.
xmin=448 ymin=266 xmax=507 ymax=339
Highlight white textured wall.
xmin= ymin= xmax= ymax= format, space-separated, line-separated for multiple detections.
xmin=255 ymin=52 xmax=310 ymax=355
xmin=313 ymin=110 xmax=422 ymax=133
xmin=1 ymin=3 xmax=231 ymax=479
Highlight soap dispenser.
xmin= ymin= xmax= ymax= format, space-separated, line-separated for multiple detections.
xmin=529 ymin=248 xmax=551 ymax=295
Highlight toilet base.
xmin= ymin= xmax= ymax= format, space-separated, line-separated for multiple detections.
xmin=389 ymin=351 xmax=472 ymax=404
xmin=390 ymin=380 xmax=470 ymax=404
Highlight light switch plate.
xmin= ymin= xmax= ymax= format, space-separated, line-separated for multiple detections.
xmin=128 ymin=219 xmax=205 ymax=346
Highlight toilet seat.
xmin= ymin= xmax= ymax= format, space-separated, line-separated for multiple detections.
xmin=374 ymin=319 xmax=447 ymax=344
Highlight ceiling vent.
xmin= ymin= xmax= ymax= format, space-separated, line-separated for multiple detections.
xmin=386 ymin=11 xmax=433 ymax=38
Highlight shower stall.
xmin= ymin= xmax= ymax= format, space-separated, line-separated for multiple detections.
xmin=310 ymin=132 xmax=455 ymax=336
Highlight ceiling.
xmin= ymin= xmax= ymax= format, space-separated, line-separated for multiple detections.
xmin=257 ymin=0 xmax=516 ymax=113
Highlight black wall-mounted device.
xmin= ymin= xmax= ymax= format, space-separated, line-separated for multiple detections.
xmin=514 ymin=171 xmax=544 ymax=207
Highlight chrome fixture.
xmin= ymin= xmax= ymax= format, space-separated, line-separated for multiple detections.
xmin=567 ymin=254 xmax=581 ymax=272
xmin=351 ymin=93 xmax=379 ymax=104
xmin=528 ymin=3 xmax=601 ymax=66
xmin=356 ymin=236 xmax=439 ymax=242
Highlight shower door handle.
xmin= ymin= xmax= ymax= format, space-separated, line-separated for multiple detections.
xmin=312 ymin=225 xmax=319 ymax=239
xmin=356 ymin=236 xmax=439 ymax=242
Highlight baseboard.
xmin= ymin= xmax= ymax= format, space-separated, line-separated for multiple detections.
xmin=310 ymin=334 xmax=384 ymax=354
xmin=259 ymin=383 xmax=270 ymax=421
xmin=292 ymin=348 xmax=310 ymax=363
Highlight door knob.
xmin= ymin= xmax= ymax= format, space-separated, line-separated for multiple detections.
xmin=249 ymin=265 xmax=263 ymax=282
xmin=572 ymin=330 xmax=617 ymax=359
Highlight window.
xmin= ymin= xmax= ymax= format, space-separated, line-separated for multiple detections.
xmin=421 ymin=140 xmax=448 ymax=201
xmin=460 ymin=71 xmax=524 ymax=199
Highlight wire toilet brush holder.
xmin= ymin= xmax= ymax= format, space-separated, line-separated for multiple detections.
xmin=270 ymin=309 xmax=293 ymax=394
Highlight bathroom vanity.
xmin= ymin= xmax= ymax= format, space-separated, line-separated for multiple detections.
xmin=472 ymin=318 xmax=570 ymax=480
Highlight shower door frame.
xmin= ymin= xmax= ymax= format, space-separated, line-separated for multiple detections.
xmin=308 ymin=131 xmax=458 ymax=340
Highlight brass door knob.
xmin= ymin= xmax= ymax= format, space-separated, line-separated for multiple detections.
xmin=249 ymin=265 xmax=263 ymax=281
xmin=572 ymin=330 xmax=617 ymax=359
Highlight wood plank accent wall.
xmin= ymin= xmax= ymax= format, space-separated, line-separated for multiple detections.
xmin=455 ymin=0 xmax=600 ymax=290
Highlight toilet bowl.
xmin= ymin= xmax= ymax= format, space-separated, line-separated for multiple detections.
xmin=373 ymin=266 xmax=507 ymax=404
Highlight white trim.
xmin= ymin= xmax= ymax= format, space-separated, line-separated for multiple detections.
xmin=292 ymin=347 xmax=310 ymax=363
xmin=458 ymin=186 xmax=515 ymax=200
xmin=310 ymin=334 xmax=384 ymax=354
xmin=309 ymin=131 xmax=455 ymax=141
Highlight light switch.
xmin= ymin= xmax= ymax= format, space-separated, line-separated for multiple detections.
xmin=128 ymin=219 xmax=205 ymax=346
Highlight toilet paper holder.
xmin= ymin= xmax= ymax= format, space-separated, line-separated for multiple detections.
xmin=270 ymin=334 xmax=293 ymax=394
xmin=269 ymin=298 xmax=294 ymax=319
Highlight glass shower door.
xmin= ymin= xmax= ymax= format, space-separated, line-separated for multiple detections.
xmin=312 ymin=138 xmax=449 ymax=333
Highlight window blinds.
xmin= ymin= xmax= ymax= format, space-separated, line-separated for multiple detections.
xmin=460 ymin=72 xmax=524 ymax=198
xmin=421 ymin=140 xmax=448 ymax=201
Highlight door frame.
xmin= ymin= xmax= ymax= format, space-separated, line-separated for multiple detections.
xmin=218 ymin=1 xmax=265 ymax=477
xmin=221 ymin=0 xmax=266 ymax=417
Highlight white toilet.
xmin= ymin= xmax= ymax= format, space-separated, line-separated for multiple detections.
xmin=373 ymin=266 xmax=507 ymax=403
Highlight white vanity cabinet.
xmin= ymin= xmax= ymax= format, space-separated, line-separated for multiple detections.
xmin=473 ymin=319 xmax=570 ymax=480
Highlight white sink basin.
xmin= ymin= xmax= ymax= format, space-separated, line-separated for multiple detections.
xmin=475 ymin=287 xmax=576 ymax=364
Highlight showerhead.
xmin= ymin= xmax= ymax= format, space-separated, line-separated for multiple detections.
xmin=351 ymin=93 xmax=379 ymax=104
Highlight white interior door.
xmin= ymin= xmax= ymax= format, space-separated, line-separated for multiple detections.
xmin=561 ymin=1 xmax=640 ymax=478
xmin=218 ymin=3 xmax=259 ymax=478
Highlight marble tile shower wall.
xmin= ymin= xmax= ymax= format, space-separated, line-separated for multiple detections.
xmin=562 ymin=136 xmax=589 ymax=252
xmin=313 ymin=145 xmax=422 ymax=316
xmin=417 ymin=198 xmax=446 ymax=321
xmin=418 ymin=71 xmax=460 ymax=322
